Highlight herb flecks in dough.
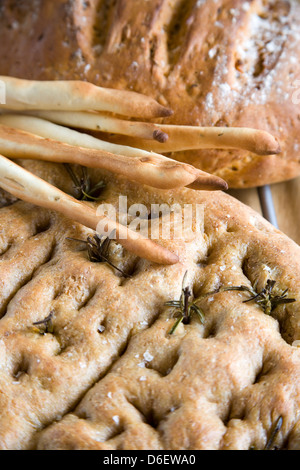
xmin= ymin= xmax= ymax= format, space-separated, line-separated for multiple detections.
xmin=166 ymin=272 xmax=205 ymax=335
xmin=67 ymin=233 xmax=130 ymax=278
xmin=64 ymin=163 xmax=105 ymax=201
xmin=221 ymin=279 xmax=296 ymax=315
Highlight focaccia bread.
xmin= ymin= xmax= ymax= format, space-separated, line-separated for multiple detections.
xmin=0 ymin=0 xmax=299 ymax=187
xmin=0 ymin=0 xmax=299 ymax=452
xmin=0 ymin=166 xmax=299 ymax=450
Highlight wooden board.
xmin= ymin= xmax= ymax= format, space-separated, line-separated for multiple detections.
xmin=228 ymin=176 xmax=300 ymax=246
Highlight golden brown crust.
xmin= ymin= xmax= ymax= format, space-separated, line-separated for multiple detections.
xmin=0 ymin=0 xmax=299 ymax=187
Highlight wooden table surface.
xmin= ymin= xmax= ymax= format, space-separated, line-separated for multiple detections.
xmin=229 ymin=176 xmax=300 ymax=246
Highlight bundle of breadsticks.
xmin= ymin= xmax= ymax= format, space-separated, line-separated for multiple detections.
xmin=0 ymin=76 xmax=281 ymax=264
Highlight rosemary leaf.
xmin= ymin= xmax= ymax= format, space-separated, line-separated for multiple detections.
xmin=265 ymin=416 xmax=283 ymax=451
xmin=67 ymin=233 xmax=131 ymax=278
xmin=64 ymin=164 xmax=105 ymax=201
xmin=213 ymin=279 xmax=296 ymax=316
xmin=33 ymin=312 xmax=54 ymax=334
xmin=168 ymin=316 xmax=184 ymax=335
xmin=166 ymin=272 xmax=205 ymax=334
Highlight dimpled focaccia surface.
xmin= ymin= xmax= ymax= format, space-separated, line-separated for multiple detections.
xmin=0 ymin=0 xmax=299 ymax=187
xmin=0 ymin=164 xmax=299 ymax=450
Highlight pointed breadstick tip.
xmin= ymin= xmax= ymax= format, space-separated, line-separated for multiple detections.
xmin=164 ymin=250 xmax=180 ymax=265
xmin=157 ymin=106 xmax=173 ymax=118
xmin=218 ymin=178 xmax=229 ymax=191
xmin=255 ymin=132 xmax=281 ymax=155
xmin=269 ymin=137 xmax=281 ymax=155
xmin=188 ymin=174 xmax=228 ymax=191
xmin=153 ymin=129 xmax=169 ymax=143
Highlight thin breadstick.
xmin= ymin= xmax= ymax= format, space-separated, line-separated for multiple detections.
xmin=106 ymin=125 xmax=281 ymax=156
xmin=20 ymin=111 xmax=279 ymax=154
xmin=0 ymin=123 xmax=228 ymax=191
xmin=20 ymin=112 xmax=280 ymax=155
xmin=0 ymin=113 xmax=167 ymax=160
xmin=24 ymin=110 xmax=169 ymax=143
xmin=0 ymin=76 xmax=172 ymax=119
xmin=0 ymin=116 xmax=228 ymax=191
xmin=0 ymin=153 xmax=179 ymax=265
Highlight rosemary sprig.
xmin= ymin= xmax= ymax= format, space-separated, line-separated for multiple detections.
xmin=250 ymin=416 xmax=283 ymax=451
xmin=67 ymin=233 xmax=131 ymax=278
xmin=264 ymin=416 xmax=283 ymax=451
xmin=33 ymin=312 xmax=54 ymax=334
xmin=219 ymin=279 xmax=296 ymax=315
xmin=64 ymin=164 xmax=105 ymax=201
xmin=166 ymin=272 xmax=205 ymax=335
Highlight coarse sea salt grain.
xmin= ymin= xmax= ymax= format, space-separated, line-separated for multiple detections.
xmin=208 ymin=47 xmax=217 ymax=59
xmin=229 ymin=8 xmax=239 ymax=17
xmin=143 ymin=350 xmax=154 ymax=362
xmin=205 ymin=92 xmax=214 ymax=109
xmin=242 ymin=2 xmax=250 ymax=11
xmin=112 ymin=415 xmax=120 ymax=425
xmin=215 ymin=21 xmax=224 ymax=28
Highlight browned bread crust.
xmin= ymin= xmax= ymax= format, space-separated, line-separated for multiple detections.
xmin=0 ymin=0 xmax=299 ymax=187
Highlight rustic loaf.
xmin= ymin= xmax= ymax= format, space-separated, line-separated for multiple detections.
xmin=0 ymin=0 xmax=299 ymax=187
xmin=0 ymin=168 xmax=299 ymax=449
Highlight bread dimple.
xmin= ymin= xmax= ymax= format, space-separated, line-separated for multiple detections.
xmin=0 ymin=0 xmax=299 ymax=187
